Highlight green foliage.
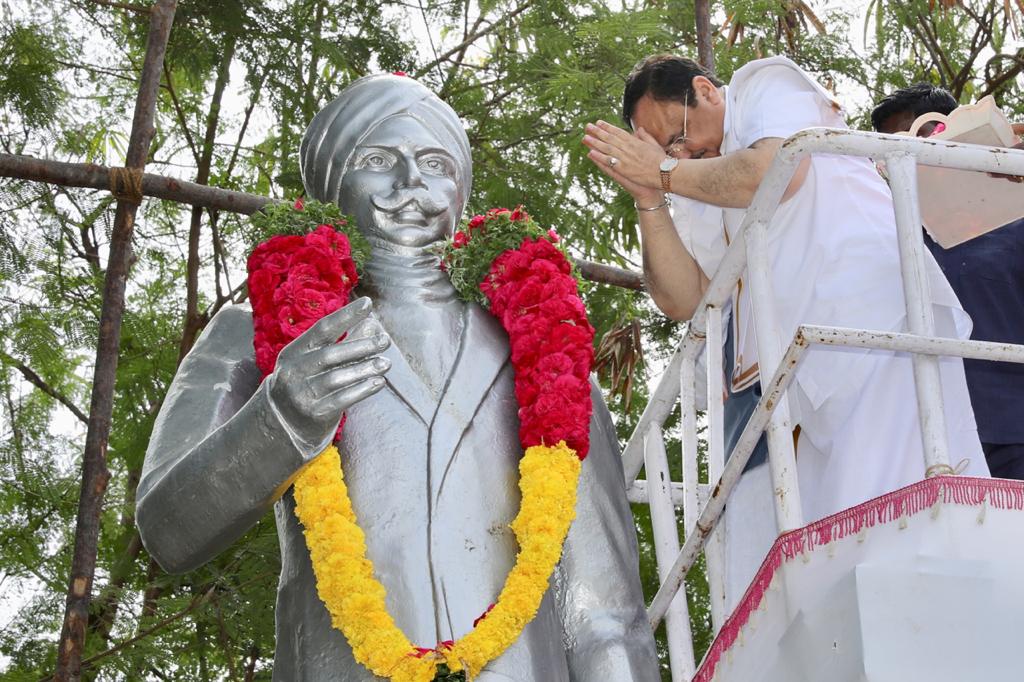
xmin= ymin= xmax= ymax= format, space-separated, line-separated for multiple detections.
xmin=861 ymin=0 xmax=1023 ymax=117
xmin=0 ymin=21 xmax=68 ymax=128
xmin=432 ymin=663 xmax=467 ymax=680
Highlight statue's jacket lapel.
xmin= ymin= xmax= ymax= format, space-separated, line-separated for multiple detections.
xmin=273 ymin=303 xmax=570 ymax=681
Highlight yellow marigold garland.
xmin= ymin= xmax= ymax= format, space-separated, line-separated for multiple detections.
xmin=292 ymin=442 xmax=582 ymax=681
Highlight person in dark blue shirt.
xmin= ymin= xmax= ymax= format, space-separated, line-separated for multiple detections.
xmin=872 ymin=84 xmax=1024 ymax=479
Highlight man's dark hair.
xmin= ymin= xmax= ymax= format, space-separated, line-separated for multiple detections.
xmin=870 ymin=83 xmax=958 ymax=132
xmin=622 ymin=55 xmax=724 ymax=129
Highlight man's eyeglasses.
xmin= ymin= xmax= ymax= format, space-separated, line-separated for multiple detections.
xmin=664 ymin=93 xmax=689 ymax=158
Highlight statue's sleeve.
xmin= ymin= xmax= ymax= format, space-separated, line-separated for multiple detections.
xmin=555 ymin=381 xmax=661 ymax=682
xmin=136 ymin=305 xmax=314 ymax=574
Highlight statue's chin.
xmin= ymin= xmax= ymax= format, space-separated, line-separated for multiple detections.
xmin=359 ymin=216 xmax=448 ymax=247
xmin=364 ymin=227 xmax=450 ymax=254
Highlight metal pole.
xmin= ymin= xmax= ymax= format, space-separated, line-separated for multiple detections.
xmin=704 ymin=305 xmax=728 ymax=628
xmin=680 ymin=353 xmax=700 ymax=536
xmin=706 ymin=306 xmax=726 ymax=481
xmin=885 ymin=153 xmax=952 ymax=475
xmin=648 ymin=334 xmax=811 ymax=627
xmin=744 ymin=223 xmax=804 ymax=532
xmin=623 ymin=346 xmax=685 ymax=482
xmin=799 ymin=324 xmax=1024 ymax=363
xmin=644 ymin=427 xmax=696 ymax=681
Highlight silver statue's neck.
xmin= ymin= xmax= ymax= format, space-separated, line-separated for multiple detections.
xmin=358 ymin=243 xmax=464 ymax=401
xmin=358 ymin=244 xmax=458 ymax=305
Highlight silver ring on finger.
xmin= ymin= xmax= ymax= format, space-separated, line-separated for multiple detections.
xmin=608 ymin=156 xmax=618 ymax=167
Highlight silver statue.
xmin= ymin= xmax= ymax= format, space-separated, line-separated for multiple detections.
xmin=136 ymin=74 xmax=659 ymax=681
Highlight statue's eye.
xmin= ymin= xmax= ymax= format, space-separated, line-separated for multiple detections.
xmin=418 ymin=154 xmax=454 ymax=178
xmin=358 ymin=151 xmax=394 ymax=171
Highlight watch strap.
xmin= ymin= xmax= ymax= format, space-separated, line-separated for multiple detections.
xmin=660 ymin=168 xmax=672 ymax=193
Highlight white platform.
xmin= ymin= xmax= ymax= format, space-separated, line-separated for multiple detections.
xmin=696 ymin=476 xmax=1024 ymax=682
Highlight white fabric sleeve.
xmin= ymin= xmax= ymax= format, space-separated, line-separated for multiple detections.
xmin=734 ymin=65 xmax=829 ymax=149
xmin=669 ymin=194 xmax=727 ymax=279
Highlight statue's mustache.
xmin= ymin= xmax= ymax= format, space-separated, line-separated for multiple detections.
xmin=370 ymin=190 xmax=447 ymax=217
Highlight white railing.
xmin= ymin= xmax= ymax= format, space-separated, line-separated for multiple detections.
xmin=621 ymin=128 xmax=1024 ymax=679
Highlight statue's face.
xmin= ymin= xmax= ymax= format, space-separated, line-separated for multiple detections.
xmin=339 ymin=115 xmax=463 ymax=248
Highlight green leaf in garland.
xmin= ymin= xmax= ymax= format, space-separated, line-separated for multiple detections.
xmin=432 ymin=663 xmax=467 ymax=681
xmin=438 ymin=206 xmax=582 ymax=307
xmin=245 ymin=198 xmax=371 ymax=272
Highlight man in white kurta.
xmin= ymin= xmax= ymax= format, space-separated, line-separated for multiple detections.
xmin=584 ymin=55 xmax=989 ymax=610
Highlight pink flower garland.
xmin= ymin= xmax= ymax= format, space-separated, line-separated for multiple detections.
xmin=458 ymin=207 xmax=595 ymax=459
xmin=247 ymin=211 xmax=359 ymax=378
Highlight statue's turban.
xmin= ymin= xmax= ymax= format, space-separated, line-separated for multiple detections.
xmin=300 ymin=74 xmax=472 ymax=207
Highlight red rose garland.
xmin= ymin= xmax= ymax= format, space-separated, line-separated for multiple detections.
xmin=471 ymin=211 xmax=595 ymax=458
xmin=248 ymin=224 xmax=359 ymax=377
xmin=247 ymin=198 xmax=364 ymax=378
xmin=246 ymin=199 xmax=366 ymax=446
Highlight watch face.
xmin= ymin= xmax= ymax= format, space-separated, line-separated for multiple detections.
xmin=659 ymin=157 xmax=679 ymax=172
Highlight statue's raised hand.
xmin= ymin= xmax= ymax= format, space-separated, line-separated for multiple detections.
xmin=268 ymin=297 xmax=390 ymax=455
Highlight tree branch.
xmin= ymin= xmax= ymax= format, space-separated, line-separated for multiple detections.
xmin=0 ymin=154 xmax=643 ymax=290
xmin=492 ymin=127 xmax=571 ymax=152
xmin=62 ymin=571 xmax=274 ymax=676
xmin=55 ymin=59 xmax=140 ymax=85
xmin=439 ymin=2 xmax=486 ymax=97
xmin=0 ymin=153 xmax=273 ymax=215
xmin=53 ymin=1 xmax=178 ymax=678
xmin=213 ymin=600 xmax=238 ymax=680
xmin=243 ymin=644 xmax=260 ymax=682
xmin=980 ymin=49 xmax=1024 ymax=98
xmin=163 ymin=62 xmax=201 ymax=166
xmin=83 ymin=0 xmax=151 ymax=13
xmin=178 ymin=36 xmax=235 ymax=363
xmin=413 ymin=0 xmax=535 ymax=81
xmin=85 ymin=467 xmax=144 ymax=644
xmin=950 ymin=0 xmax=997 ymax=95
xmin=0 ymin=352 xmax=88 ymax=424
xmin=920 ymin=10 xmax=956 ymax=84
xmin=694 ymin=0 xmax=715 ymax=71
xmin=576 ymin=259 xmax=643 ymax=291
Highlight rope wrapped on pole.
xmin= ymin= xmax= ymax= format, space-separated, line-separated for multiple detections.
xmin=0 ymin=153 xmax=273 ymax=215
xmin=107 ymin=166 xmax=144 ymax=205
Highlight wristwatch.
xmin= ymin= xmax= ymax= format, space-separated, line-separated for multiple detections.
xmin=659 ymin=157 xmax=679 ymax=193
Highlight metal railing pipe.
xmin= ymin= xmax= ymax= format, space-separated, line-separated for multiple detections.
xmin=744 ymin=223 xmax=804 ymax=532
xmin=799 ymin=325 xmax=1024 ymax=364
xmin=648 ymin=333 xmax=811 ymax=627
xmin=885 ymin=152 xmax=951 ymax=473
xmin=681 ymin=354 xmax=701 ymax=536
xmin=644 ymin=427 xmax=697 ymax=680
xmin=704 ymin=305 xmax=728 ymax=628
xmin=622 ymin=343 xmax=685 ymax=482
xmin=777 ymin=128 xmax=1024 ymax=176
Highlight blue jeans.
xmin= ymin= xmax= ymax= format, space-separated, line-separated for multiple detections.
xmin=721 ymin=321 xmax=769 ymax=472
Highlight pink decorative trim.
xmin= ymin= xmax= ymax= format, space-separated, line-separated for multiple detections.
xmin=693 ymin=476 xmax=1024 ymax=682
